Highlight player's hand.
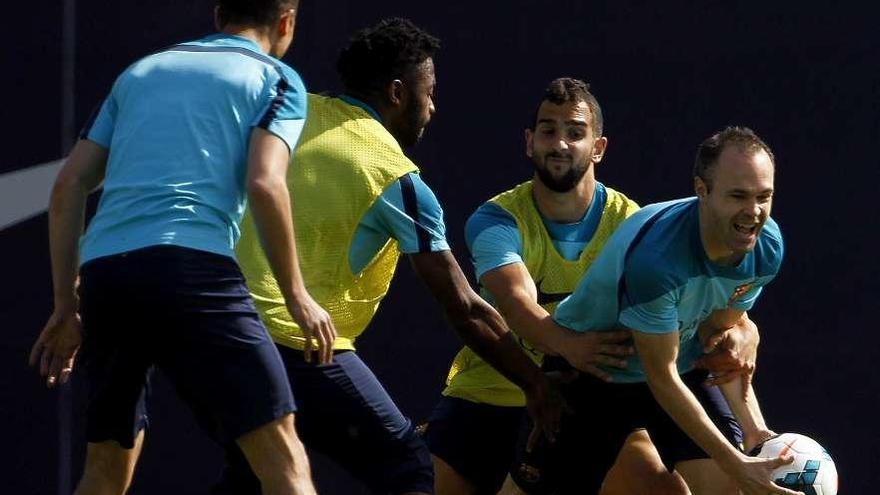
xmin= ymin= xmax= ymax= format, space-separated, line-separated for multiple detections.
xmin=557 ymin=329 xmax=633 ymax=381
xmin=29 ymin=308 xmax=81 ymax=388
xmin=695 ymin=317 xmax=759 ymax=397
xmin=287 ymin=295 xmax=336 ymax=364
xmin=523 ymin=372 xmax=572 ymax=450
xmin=729 ymin=454 xmax=802 ymax=495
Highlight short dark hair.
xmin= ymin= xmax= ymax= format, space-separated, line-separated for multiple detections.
xmin=694 ymin=126 xmax=775 ymax=190
xmin=337 ymin=18 xmax=440 ymax=96
xmin=216 ymin=0 xmax=298 ymax=28
xmin=531 ymin=78 xmax=603 ymax=137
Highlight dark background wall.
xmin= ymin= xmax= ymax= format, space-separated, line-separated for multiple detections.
xmin=2 ymin=1 xmax=877 ymax=493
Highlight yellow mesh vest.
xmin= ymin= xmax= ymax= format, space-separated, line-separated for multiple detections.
xmin=442 ymin=181 xmax=639 ymax=406
xmin=236 ymin=94 xmax=418 ymax=351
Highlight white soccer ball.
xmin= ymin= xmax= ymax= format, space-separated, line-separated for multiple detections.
xmin=752 ymin=433 xmax=838 ymax=495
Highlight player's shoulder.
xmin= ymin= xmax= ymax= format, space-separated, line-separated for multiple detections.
xmin=269 ymin=62 xmax=306 ymax=102
xmin=622 ymin=199 xmax=697 ymax=279
xmin=273 ymin=61 xmax=305 ymax=88
xmin=754 ymin=216 xmax=784 ymax=275
xmin=758 ymin=216 xmax=783 ymax=245
xmin=601 ymin=183 xmax=639 ymax=209
xmin=467 ymin=201 xmax=517 ymax=229
xmin=464 ymin=201 xmax=518 ymax=245
xmin=402 ymin=172 xmax=440 ymax=204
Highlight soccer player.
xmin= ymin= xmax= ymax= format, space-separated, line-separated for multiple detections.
xmin=424 ymin=78 xmax=689 ymax=495
xmin=28 ymin=1 xmax=331 ymax=494
xmin=222 ymin=18 xmax=565 ymax=495
xmin=505 ymin=127 xmax=799 ymax=495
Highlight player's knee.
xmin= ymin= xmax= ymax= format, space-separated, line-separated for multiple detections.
xmin=432 ymin=454 xmax=478 ymax=495
xmin=647 ymin=472 xmax=689 ymax=495
xmin=237 ymin=413 xmax=303 ymax=477
xmin=79 ymin=446 xmax=138 ymax=495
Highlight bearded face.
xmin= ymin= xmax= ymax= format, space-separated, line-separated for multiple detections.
xmin=526 ymin=100 xmax=602 ymax=193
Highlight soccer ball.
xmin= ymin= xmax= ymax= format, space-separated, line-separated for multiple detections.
xmin=751 ymin=433 xmax=838 ymax=495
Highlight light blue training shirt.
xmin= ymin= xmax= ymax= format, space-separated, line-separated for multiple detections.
xmin=554 ymin=197 xmax=784 ymax=382
xmin=79 ymin=33 xmax=307 ymax=264
xmin=341 ymin=96 xmax=449 ymax=274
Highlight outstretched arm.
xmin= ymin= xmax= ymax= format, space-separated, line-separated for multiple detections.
xmin=29 ymin=139 xmax=107 ymax=387
xmin=409 ymin=250 xmax=566 ymax=442
xmin=480 ymin=263 xmax=632 ymax=380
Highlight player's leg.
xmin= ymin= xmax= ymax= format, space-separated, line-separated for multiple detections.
xmin=74 ymin=253 xmax=153 ymax=495
xmin=153 ymin=247 xmax=313 ymax=495
xmin=497 ymin=474 xmax=528 ymax=495
xmin=288 ymin=349 xmax=434 ymax=494
xmin=432 ymin=455 xmax=479 ymax=495
xmin=236 ymin=413 xmax=315 ymax=495
xmin=600 ymin=429 xmax=690 ymax=495
xmin=648 ymin=369 xmax=743 ymax=495
xmin=674 ymin=460 xmax=736 ymax=494
xmin=499 ymin=429 xmax=689 ymax=495
xmin=424 ymin=395 xmax=525 ymax=495
xmin=75 ymin=433 xmax=145 ymax=495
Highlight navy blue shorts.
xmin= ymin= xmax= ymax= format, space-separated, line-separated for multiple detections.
xmin=424 ymin=396 xmax=526 ymax=494
xmin=212 ymin=349 xmax=433 ymax=494
xmin=78 ymin=246 xmax=295 ymax=448
xmin=512 ymin=357 xmax=742 ymax=494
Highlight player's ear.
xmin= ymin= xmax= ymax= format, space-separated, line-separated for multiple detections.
xmin=591 ymin=136 xmax=608 ymax=164
xmin=278 ymin=8 xmax=296 ymax=37
xmin=214 ymin=6 xmax=222 ymax=30
xmin=386 ymin=79 xmax=405 ymax=108
xmin=525 ymin=127 xmax=534 ymax=158
xmin=694 ymin=176 xmax=708 ymax=199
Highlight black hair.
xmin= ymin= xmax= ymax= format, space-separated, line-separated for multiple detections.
xmin=337 ymin=18 xmax=440 ymax=96
xmin=694 ymin=126 xmax=775 ymax=190
xmin=531 ymin=78 xmax=603 ymax=136
xmin=216 ymin=0 xmax=298 ymax=28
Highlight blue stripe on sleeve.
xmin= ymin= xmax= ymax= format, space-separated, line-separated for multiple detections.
xmin=258 ymin=77 xmax=290 ymax=128
xmin=399 ymin=174 xmax=432 ymax=252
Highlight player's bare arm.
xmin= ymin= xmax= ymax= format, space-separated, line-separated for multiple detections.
xmin=694 ymin=309 xmax=773 ymax=450
xmin=409 ymin=250 xmax=567 ymax=442
xmin=246 ymin=128 xmax=336 ymax=364
xmin=632 ymin=330 xmax=799 ymax=495
xmin=480 ymin=262 xmax=632 ymax=380
xmin=29 ymin=139 xmax=107 ymax=388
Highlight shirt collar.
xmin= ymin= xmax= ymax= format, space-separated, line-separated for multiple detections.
xmin=338 ymin=94 xmax=383 ymax=122
xmin=202 ymin=33 xmax=264 ymax=53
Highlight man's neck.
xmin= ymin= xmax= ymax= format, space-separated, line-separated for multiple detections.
xmin=531 ymin=173 xmax=596 ymax=224
xmin=221 ymin=26 xmax=271 ymax=54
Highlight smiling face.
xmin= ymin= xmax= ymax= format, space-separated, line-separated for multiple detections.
xmin=525 ymin=100 xmax=606 ymax=193
xmin=696 ymin=145 xmax=775 ymax=262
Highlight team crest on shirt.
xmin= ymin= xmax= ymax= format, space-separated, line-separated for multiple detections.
xmin=728 ymin=281 xmax=756 ymax=306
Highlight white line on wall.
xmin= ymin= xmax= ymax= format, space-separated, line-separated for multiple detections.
xmin=0 ymin=159 xmax=65 ymax=231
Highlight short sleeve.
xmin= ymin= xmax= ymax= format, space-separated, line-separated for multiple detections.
xmin=367 ymin=173 xmax=449 ymax=253
xmin=464 ymin=202 xmax=523 ymax=279
xmin=80 ymin=94 xmax=117 ymax=148
xmin=254 ymin=66 xmax=308 ymax=153
xmin=618 ymin=253 xmax=681 ymax=333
